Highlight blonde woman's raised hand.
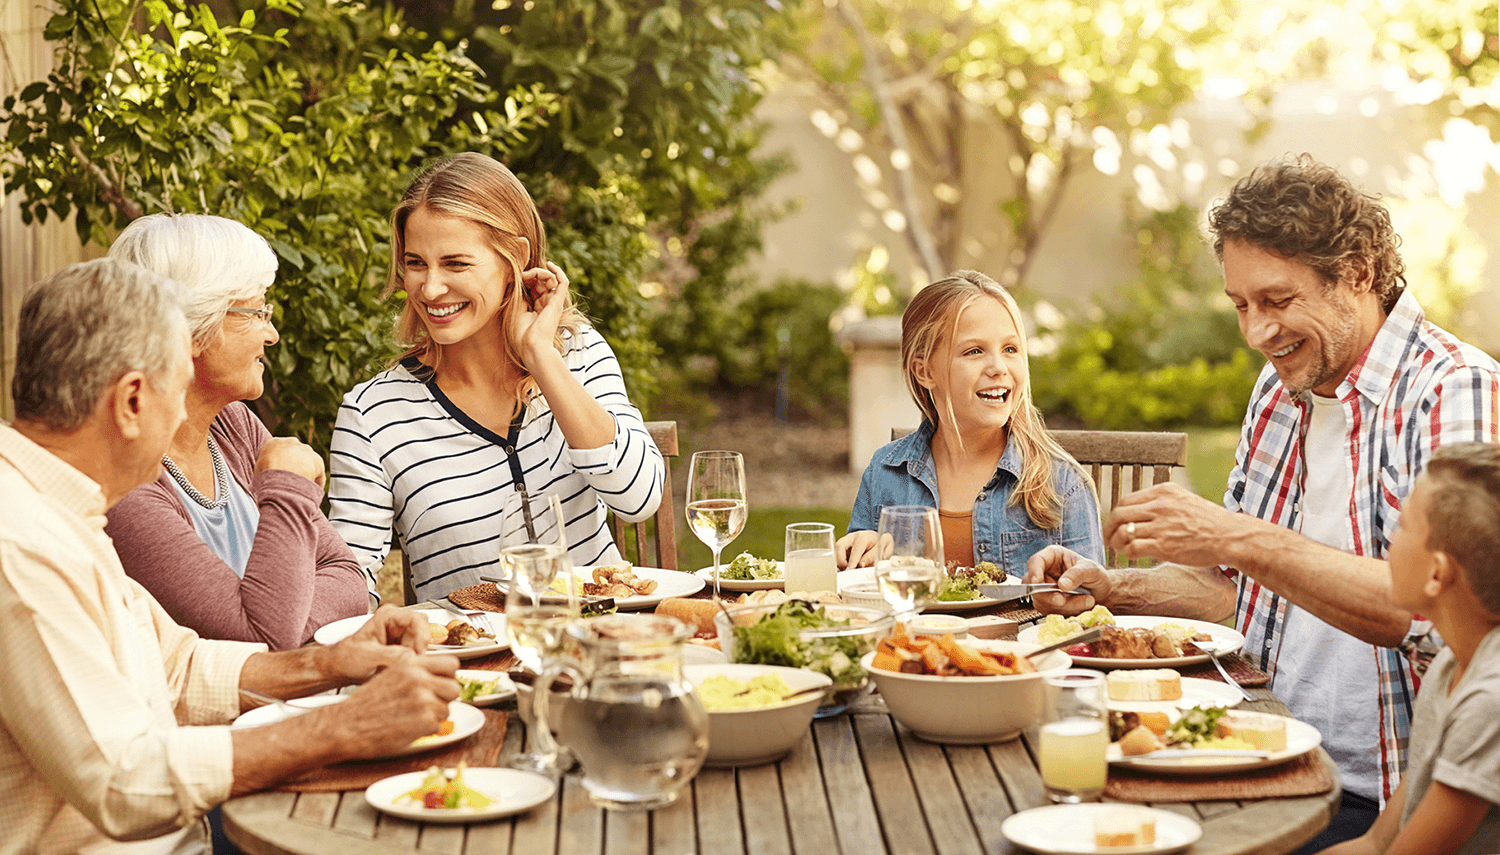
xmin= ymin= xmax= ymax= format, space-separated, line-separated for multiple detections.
xmin=514 ymin=261 xmax=570 ymax=369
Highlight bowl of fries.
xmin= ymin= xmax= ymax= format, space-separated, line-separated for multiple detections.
xmin=863 ymin=627 xmax=1071 ymax=744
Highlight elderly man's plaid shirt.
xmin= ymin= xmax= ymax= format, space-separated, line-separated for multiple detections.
xmin=1224 ymin=290 xmax=1500 ymax=803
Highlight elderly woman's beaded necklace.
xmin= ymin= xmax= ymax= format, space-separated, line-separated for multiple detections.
xmin=161 ymin=436 xmax=231 ymax=510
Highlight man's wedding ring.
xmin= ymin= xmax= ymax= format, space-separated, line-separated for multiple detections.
xmin=1125 ymin=521 xmax=1137 ymax=541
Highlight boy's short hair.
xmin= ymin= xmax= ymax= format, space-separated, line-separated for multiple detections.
xmin=1423 ymin=442 xmax=1500 ymax=614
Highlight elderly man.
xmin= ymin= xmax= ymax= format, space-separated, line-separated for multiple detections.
xmin=0 ymin=258 xmax=459 ymax=855
xmin=1025 ymin=155 xmax=1500 ymax=849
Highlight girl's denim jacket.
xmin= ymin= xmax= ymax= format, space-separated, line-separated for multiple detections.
xmin=847 ymin=421 xmax=1104 ymax=571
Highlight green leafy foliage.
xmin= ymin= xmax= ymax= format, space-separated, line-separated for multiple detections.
xmin=1029 ymin=205 xmax=1263 ymax=429
xmin=1 ymin=0 xmax=555 ymax=448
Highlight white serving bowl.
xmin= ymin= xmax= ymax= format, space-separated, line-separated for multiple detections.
xmin=714 ymin=602 xmax=895 ymax=717
xmin=863 ymin=640 xmax=1071 ymax=744
xmin=685 ymin=664 xmax=833 ymax=766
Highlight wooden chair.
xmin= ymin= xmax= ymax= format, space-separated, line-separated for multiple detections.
xmin=889 ymin=427 xmax=1188 ymax=567
xmin=397 ymin=420 xmax=681 ymax=604
xmin=609 ymin=420 xmax=680 ymax=571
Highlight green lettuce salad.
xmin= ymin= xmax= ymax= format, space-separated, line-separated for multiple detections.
xmin=936 ymin=561 xmax=1007 ymax=601
xmin=730 ymin=601 xmax=867 ymax=687
xmin=722 ymin=552 xmax=780 ymax=581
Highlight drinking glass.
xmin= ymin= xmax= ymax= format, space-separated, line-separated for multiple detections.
xmin=1038 ymin=669 xmax=1109 ymax=803
xmin=685 ymin=451 xmax=747 ymax=598
xmin=500 ymin=493 xmax=577 ymax=774
xmin=872 ymin=505 xmax=944 ymax=618
xmin=783 ymin=522 xmax=837 ymax=594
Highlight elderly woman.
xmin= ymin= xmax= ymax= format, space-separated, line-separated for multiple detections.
xmin=104 ymin=213 xmax=369 ymax=649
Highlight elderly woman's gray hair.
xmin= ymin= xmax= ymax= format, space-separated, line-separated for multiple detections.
xmin=12 ymin=258 xmax=189 ymax=430
xmin=108 ymin=213 xmax=277 ymax=348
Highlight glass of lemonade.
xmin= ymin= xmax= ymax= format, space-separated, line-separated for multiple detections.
xmin=872 ymin=505 xmax=944 ymax=617
xmin=1038 ymin=670 xmax=1109 ymax=803
xmin=783 ymin=522 xmax=837 ymax=594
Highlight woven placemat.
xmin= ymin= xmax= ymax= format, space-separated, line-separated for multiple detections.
xmin=1104 ymin=751 xmax=1334 ymax=802
xmin=1178 ymin=653 xmax=1272 ymax=687
xmin=449 ymin=583 xmax=506 ymax=613
xmin=275 ymin=710 xmax=508 ymax=793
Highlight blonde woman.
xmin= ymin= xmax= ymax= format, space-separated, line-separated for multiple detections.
xmin=837 ymin=270 xmax=1103 ymax=570
xmin=329 ymin=153 xmax=664 ymax=601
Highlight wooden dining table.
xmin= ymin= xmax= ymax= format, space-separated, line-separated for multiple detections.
xmin=223 ymin=635 xmax=1340 ymax=855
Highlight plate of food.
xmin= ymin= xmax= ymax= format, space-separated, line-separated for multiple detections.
xmin=366 ymin=764 xmax=555 ymax=822
xmin=696 ymin=552 xmax=784 ymax=592
xmin=1001 ymin=803 xmax=1201 ymax=854
xmin=498 ymin=563 xmax=705 ymax=610
xmin=837 ymin=563 xmax=1016 ymax=612
xmin=455 ymin=670 xmax=516 ymax=707
xmin=1018 ymin=612 xmax=1244 ymax=669
xmin=313 ymin=609 xmax=509 ymax=660
xmin=1108 ymin=705 xmax=1321 ymax=775
xmin=233 ymin=696 xmax=486 ymax=758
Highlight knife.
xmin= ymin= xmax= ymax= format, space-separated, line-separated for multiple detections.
xmin=978 ymin=583 xmax=1093 ymax=601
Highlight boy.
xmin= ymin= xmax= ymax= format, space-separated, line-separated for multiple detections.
xmin=1321 ymin=441 xmax=1500 ymax=854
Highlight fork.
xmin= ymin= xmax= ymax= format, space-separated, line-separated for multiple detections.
xmin=1195 ymin=639 xmax=1256 ymax=702
xmin=435 ymin=598 xmax=495 ymax=635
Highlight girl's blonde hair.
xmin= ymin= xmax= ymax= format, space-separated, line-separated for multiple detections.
xmin=901 ymin=270 xmax=1089 ymax=530
xmin=384 ymin=153 xmax=585 ymax=403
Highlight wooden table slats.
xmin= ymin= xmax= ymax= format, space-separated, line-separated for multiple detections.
xmin=226 ymin=694 xmax=1337 ymax=855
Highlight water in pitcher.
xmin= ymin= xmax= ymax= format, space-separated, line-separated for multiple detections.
xmin=561 ymin=674 xmax=709 ymax=810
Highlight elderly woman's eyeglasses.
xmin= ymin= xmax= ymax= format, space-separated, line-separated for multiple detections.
xmin=226 ymin=303 xmax=275 ymax=325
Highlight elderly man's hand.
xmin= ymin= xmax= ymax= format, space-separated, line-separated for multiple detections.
xmin=323 ymin=605 xmax=431 ymax=684
xmin=1023 ymin=545 xmax=1110 ymax=616
xmin=1105 ymin=482 xmax=1242 ymax=568
xmin=320 ymin=654 xmax=461 ymax=759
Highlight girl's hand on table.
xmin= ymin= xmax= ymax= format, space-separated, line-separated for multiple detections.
xmin=836 ymin=530 xmax=883 ymax=569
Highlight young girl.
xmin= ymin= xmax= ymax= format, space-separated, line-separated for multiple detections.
xmin=328 ymin=153 xmax=665 ymax=601
xmin=836 ymin=270 xmax=1103 ymax=571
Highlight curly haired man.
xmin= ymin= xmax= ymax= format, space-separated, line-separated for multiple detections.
xmin=1027 ymin=154 xmax=1500 ymax=851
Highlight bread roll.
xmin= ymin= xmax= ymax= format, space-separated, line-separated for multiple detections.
xmin=1116 ymin=725 xmax=1161 ymax=756
xmin=1216 ymin=711 xmax=1287 ymax=751
xmin=1094 ymin=807 xmax=1157 ymax=848
xmin=654 ymin=598 xmax=720 ymax=639
xmin=1106 ymin=668 xmax=1182 ymax=701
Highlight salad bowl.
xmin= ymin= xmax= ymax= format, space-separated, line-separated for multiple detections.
xmin=713 ymin=601 xmax=895 ymax=717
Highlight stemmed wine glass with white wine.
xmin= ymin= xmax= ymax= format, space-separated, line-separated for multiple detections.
xmin=685 ymin=451 xmax=747 ymax=599
xmin=501 ymin=492 xmax=577 ymax=775
xmin=872 ymin=505 xmax=945 ymax=620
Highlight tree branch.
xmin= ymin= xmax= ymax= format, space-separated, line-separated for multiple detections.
xmin=69 ymin=139 xmax=143 ymax=220
xmin=833 ymin=0 xmax=944 ymax=284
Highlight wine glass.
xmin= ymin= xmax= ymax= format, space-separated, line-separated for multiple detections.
xmin=685 ymin=451 xmax=747 ymax=598
xmin=872 ymin=505 xmax=944 ymax=619
xmin=500 ymin=493 xmax=577 ymax=774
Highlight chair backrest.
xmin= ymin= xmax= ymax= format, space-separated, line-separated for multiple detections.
xmin=888 ymin=426 xmax=1188 ymax=567
xmin=610 ymin=420 xmax=680 ymax=571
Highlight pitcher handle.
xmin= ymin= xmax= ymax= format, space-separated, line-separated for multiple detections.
xmin=531 ymin=659 xmax=585 ymax=763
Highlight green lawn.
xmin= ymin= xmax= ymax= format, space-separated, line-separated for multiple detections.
xmin=677 ymin=507 xmax=849 ymax=572
xmin=1182 ymin=425 xmax=1241 ymax=503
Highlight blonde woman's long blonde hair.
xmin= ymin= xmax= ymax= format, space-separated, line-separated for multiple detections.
xmin=901 ymin=270 xmax=1090 ymax=530
xmin=384 ymin=153 xmax=585 ymax=404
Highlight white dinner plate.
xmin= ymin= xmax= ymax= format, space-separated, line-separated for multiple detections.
xmin=312 ymin=609 xmax=509 ymax=661
xmin=1001 ymin=804 xmax=1201 ymax=854
xmin=499 ymin=565 xmax=705 ymax=610
xmin=1108 ymin=677 xmax=1244 ymax=717
xmin=1107 ymin=713 xmax=1322 ymax=775
xmin=1018 ymin=616 xmax=1245 ymax=669
xmin=836 ymin=567 xmax=1017 ymax=612
xmin=365 ymin=766 xmax=556 ymax=823
xmin=695 ymin=563 xmax=785 ymax=592
xmin=232 ymin=697 xmax=486 ymax=758
xmin=455 ymin=670 xmax=517 ymax=707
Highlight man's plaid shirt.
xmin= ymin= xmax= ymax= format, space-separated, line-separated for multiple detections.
xmin=1225 ymin=290 xmax=1500 ymax=803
